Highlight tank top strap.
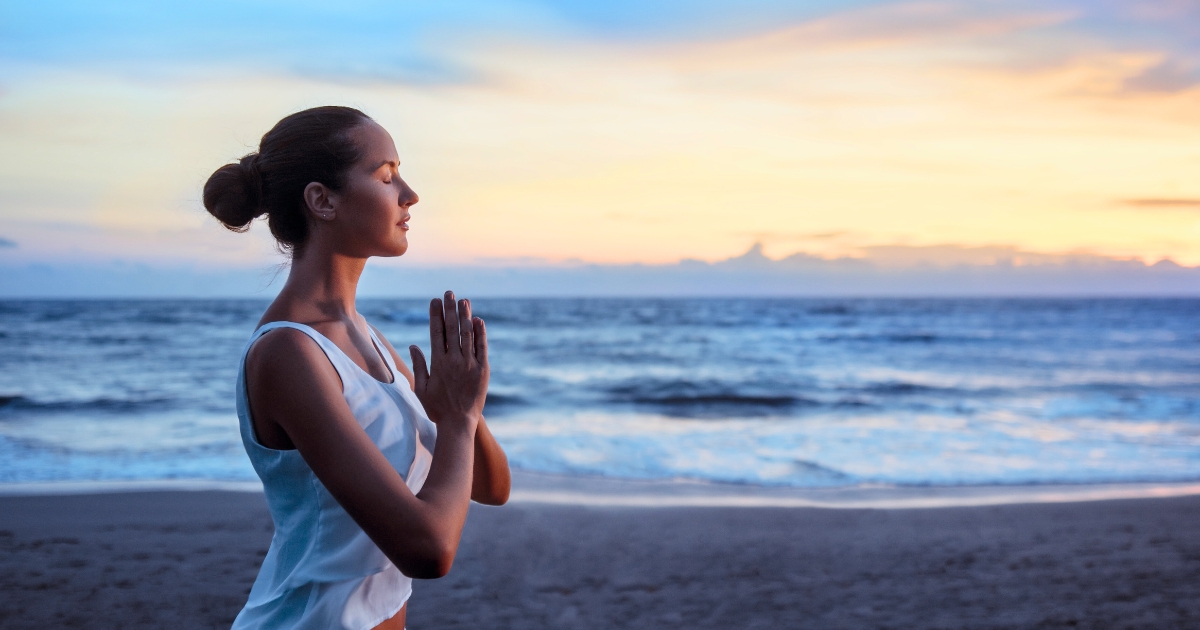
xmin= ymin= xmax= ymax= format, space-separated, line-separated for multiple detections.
xmin=366 ymin=324 xmax=401 ymax=378
xmin=246 ymin=321 xmax=358 ymax=386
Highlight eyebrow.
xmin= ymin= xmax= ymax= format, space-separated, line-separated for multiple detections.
xmin=373 ymin=159 xmax=400 ymax=170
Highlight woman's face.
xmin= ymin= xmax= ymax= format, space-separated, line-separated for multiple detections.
xmin=328 ymin=121 xmax=419 ymax=258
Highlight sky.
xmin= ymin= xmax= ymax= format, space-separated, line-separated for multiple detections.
xmin=1 ymin=0 xmax=1199 ymax=295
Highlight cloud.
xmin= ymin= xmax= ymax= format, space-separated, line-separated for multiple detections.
xmin=718 ymin=242 xmax=1181 ymax=270
xmin=1123 ymin=198 xmax=1200 ymax=208
xmin=2 ymin=1 xmax=1182 ymax=91
xmin=853 ymin=244 xmax=1066 ymax=268
xmin=3 ymin=243 xmax=1198 ymax=297
xmin=1123 ymin=58 xmax=1200 ymax=93
xmin=307 ymin=242 xmax=1200 ymax=297
xmin=0 ymin=237 xmax=16 ymax=248
xmin=1121 ymin=0 xmax=1200 ymax=21
xmin=747 ymin=2 xmax=1073 ymax=52
xmin=645 ymin=1 xmax=1200 ymax=104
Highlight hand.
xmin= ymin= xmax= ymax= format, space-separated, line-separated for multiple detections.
xmin=409 ymin=291 xmax=488 ymax=428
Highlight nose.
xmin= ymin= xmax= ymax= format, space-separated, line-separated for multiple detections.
xmin=398 ymin=177 xmax=418 ymax=208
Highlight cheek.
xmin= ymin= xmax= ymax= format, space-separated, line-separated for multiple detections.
xmin=349 ymin=188 xmax=395 ymax=225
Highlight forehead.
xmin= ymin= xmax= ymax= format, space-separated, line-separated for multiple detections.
xmin=353 ymin=121 xmax=398 ymax=163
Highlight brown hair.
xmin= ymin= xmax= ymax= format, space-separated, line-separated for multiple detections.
xmin=203 ymin=106 xmax=372 ymax=256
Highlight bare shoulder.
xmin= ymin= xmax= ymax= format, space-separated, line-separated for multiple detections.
xmin=246 ymin=327 xmax=342 ymax=389
xmin=249 ymin=326 xmax=317 ymax=366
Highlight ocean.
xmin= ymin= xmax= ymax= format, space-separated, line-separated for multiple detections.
xmin=1 ymin=298 xmax=1198 ymax=487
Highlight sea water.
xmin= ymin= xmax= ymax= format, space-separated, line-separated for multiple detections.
xmin=1 ymin=298 xmax=1198 ymax=487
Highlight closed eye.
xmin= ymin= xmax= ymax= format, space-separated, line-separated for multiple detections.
xmin=376 ymin=160 xmax=400 ymax=184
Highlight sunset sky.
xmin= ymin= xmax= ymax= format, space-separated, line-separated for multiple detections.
xmin=1 ymin=0 xmax=1199 ymax=278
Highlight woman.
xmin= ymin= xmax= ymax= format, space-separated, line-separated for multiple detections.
xmin=203 ymin=106 xmax=510 ymax=630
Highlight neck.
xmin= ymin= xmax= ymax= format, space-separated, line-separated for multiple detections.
xmin=277 ymin=243 xmax=366 ymax=322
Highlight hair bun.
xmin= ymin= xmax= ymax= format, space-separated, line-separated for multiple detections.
xmin=202 ymin=106 xmax=371 ymax=254
xmin=203 ymin=153 xmax=265 ymax=232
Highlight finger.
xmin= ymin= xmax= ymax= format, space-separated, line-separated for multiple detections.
xmin=458 ymin=299 xmax=474 ymax=358
xmin=473 ymin=316 xmax=488 ymax=366
xmin=442 ymin=291 xmax=460 ymax=355
xmin=408 ymin=345 xmax=429 ymax=393
xmin=428 ymin=298 xmax=447 ymax=357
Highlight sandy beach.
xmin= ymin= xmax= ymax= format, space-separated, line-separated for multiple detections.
xmin=2 ymin=478 xmax=1199 ymax=629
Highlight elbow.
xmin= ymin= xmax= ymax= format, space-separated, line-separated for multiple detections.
xmin=486 ymin=485 xmax=510 ymax=506
xmin=473 ymin=480 xmax=511 ymax=506
xmin=421 ymin=551 xmax=457 ymax=580
xmin=395 ymin=538 xmax=458 ymax=580
xmin=492 ymin=474 xmax=512 ymax=505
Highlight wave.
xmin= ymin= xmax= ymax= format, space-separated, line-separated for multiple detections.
xmin=604 ymin=381 xmax=819 ymax=417
xmin=371 ymin=306 xmax=527 ymax=326
xmin=0 ymin=395 xmax=177 ymax=415
xmin=791 ymin=459 xmax=851 ymax=482
xmin=815 ymin=332 xmax=954 ymax=344
xmin=832 ymin=398 xmax=874 ymax=408
xmin=483 ymin=393 xmax=526 ymax=415
xmin=626 ymin=393 xmax=808 ymax=407
xmin=858 ymin=382 xmax=954 ymax=395
xmin=807 ymin=304 xmax=854 ymax=315
xmin=378 ymin=309 xmax=431 ymax=325
xmin=598 ymin=377 xmax=996 ymax=417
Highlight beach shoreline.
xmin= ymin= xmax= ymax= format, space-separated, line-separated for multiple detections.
xmin=5 ymin=470 xmax=1200 ymax=509
xmin=3 ymin=477 xmax=1199 ymax=628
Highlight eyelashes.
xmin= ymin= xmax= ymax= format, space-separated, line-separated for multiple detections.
xmin=379 ymin=164 xmax=400 ymax=185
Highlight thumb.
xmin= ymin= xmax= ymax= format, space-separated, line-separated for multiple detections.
xmin=409 ymin=345 xmax=429 ymax=394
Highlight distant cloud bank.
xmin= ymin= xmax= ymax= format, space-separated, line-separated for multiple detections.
xmin=3 ymin=244 xmax=1197 ymax=298
xmin=361 ymin=244 xmax=1200 ymax=297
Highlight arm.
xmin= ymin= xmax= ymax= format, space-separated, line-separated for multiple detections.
xmin=471 ymin=416 xmax=511 ymax=505
xmin=374 ymin=312 xmax=510 ymax=506
xmin=246 ymin=293 xmax=487 ymax=579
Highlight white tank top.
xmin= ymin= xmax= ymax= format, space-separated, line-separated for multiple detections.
xmin=231 ymin=321 xmax=436 ymax=630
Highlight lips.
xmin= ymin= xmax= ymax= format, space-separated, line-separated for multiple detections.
xmin=399 ymin=215 xmax=411 ymax=230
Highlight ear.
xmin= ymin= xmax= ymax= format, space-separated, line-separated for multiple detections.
xmin=303 ymin=182 xmax=337 ymax=221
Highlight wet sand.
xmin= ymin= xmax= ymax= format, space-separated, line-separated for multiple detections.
xmin=2 ymin=485 xmax=1199 ymax=629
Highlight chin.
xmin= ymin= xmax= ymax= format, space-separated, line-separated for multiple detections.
xmin=367 ymin=229 xmax=407 ymax=256
xmin=369 ymin=240 xmax=408 ymax=258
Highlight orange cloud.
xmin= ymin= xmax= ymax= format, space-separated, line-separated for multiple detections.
xmin=1123 ymin=198 xmax=1200 ymax=208
xmin=696 ymin=2 xmax=1075 ymax=58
